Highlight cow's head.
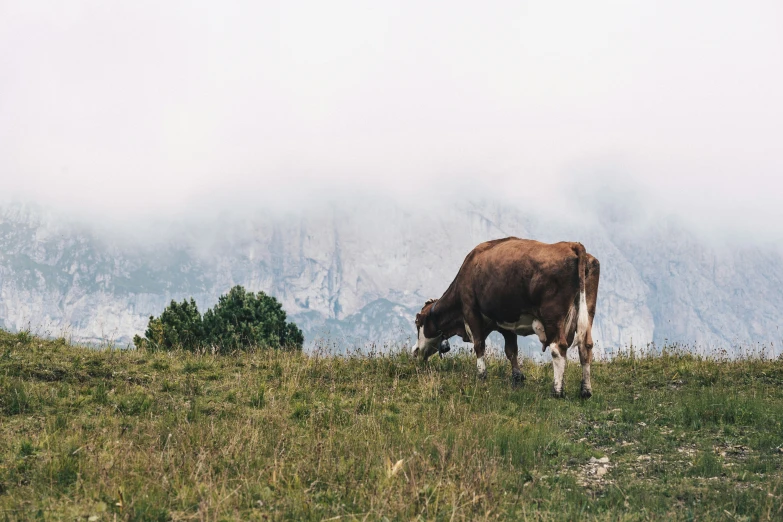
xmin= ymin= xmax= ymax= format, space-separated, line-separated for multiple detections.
xmin=412 ymin=298 xmax=450 ymax=359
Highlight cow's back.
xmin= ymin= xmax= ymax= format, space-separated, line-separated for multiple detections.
xmin=455 ymin=238 xmax=581 ymax=323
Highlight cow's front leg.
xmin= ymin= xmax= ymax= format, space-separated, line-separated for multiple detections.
xmin=579 ymin=344 xmax=593 ymax=399
xmin=475 ymin=342 xmax=487 ymax=379
xmin=464 ymin=311 xmax=488 ymax=379
xmin=501 ymin=329 xmax=524 ymax=386
xmin=550 ymin=342 xmax=567 ymax=397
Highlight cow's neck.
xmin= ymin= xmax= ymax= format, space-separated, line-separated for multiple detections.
xmin=430 ymin=286 xmax=465 ymax=339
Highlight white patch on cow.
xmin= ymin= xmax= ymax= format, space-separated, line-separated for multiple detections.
xmin=532 ymin=319 xmax=546 ymax=343
xmin=464 ymin=322 xmax=474 ymax=342
xmin=416 ymin=326 xmax=441 ymax=357
xmin=575 ymin=289 xmax=589 ymax=348
xmin=477 ymin=355 xmax=486 ymax=375
xmin=550 ymin=342 xmax=566 ymax=394
xmin=497 ymin=314 xmax=536 ymax=336
xmin=564 ymin=304 xmax=576 ymax=344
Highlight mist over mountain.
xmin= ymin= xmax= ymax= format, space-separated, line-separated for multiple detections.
xmin=3 ymin=0 xmax=783 ymax=364
xmin=1 ymin=198 xmax=781 ymax=359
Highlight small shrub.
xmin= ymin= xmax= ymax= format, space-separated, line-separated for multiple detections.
xmin=133 ymin=298 xmax=203 ymax=352
xmin=203 ymin=286 xmax=304 ymax=352
xmin=134 ymin=287 xmax=304 ymax=353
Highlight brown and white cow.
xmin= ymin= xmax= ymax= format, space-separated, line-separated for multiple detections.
xmin=413 ymin=237 xmax=600 ymax=398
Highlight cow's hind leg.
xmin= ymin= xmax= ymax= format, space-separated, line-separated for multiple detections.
xmin=540 ymin=314 xmax=569 ymax=398
xmin=549 ymin=342 xmax=567 ymax=398
xmin=501 ymin=329 xmax=524 ymax=386
xmin=579 ymin=344 xmax=593 ymax=399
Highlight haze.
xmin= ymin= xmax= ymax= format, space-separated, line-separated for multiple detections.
xmin=1 ymin=1 xmax=782 ymax=239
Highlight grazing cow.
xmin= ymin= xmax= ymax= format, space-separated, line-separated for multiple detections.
xmin=413 ymin=238 xmax=600 ymax=398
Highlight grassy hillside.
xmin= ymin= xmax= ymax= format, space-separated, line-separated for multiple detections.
xmin=1 ymin=330 xmax=782 ymax=521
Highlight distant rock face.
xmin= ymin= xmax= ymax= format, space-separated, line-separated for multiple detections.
xmin=1 ymin=201 xmax=781 ymax=358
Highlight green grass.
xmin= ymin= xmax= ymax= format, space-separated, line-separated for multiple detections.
xmin=1 ymin=329 xmax=782 ymax=521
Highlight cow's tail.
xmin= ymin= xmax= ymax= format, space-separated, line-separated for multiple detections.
xmin=573 ymin=243 xmax=590 ymax=349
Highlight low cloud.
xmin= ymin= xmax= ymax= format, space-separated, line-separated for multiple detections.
xmin=2 ymin=1 xmax=781 ymax=242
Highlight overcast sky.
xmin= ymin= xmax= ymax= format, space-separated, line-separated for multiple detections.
xmin=1 ymin=1 xmax=782 ymax=237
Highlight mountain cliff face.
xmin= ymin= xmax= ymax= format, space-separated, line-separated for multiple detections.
xmin=1 ymin=201 xmax=781 ymax=357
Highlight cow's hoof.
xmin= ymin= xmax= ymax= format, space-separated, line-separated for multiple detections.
xmin=512 ymin=371 xmax=525 ymax=387
xmin=580 ymin=386 xmax=593 ymax=399
xmin=478 ymin=371 xmax=487 ymax=381
xmin=551 ymin=387 xmax=565 ymax=398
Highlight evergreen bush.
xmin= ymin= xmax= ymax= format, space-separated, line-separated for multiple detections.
xmin=133 ymin=286 xmax=303 ymax=352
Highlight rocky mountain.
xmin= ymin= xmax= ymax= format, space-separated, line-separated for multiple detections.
xmin=1 ymin=200 xmax=781 ymax=358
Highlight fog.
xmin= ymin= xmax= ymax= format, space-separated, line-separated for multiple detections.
xmin=2 ymin=1 xmax=782 ymax=241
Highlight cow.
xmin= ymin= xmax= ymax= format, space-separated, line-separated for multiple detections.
xmin=413 ymin=237 xmax=600 ymax=398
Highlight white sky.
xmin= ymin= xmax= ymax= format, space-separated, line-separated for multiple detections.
xmin=1 ymin=1 xmax=782 ymax=236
